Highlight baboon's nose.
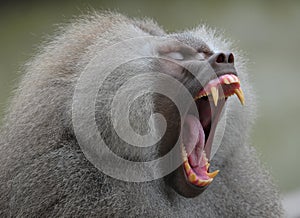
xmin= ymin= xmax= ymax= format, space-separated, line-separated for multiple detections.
xmin=208 ymin=52 xmax=236 ymax=76
xmin=212 ymin=52 xmax=234 ymax=64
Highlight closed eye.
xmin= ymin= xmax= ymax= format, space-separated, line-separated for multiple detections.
xmin=166 ymin=52 xmax=184 ymax=60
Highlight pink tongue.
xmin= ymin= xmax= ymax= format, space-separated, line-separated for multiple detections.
xmin=182 ymin=114 xmax=205 ymax=167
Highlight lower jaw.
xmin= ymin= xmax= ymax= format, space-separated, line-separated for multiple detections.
xmin=166 ymin=165 xmax=209 ymax=198
xmin=180 ymin=100 xmax=226 ymax=190
xmin=167 ymin=74 xmax=245 ymax=197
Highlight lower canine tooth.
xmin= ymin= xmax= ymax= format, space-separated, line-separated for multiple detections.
xmin=207 ymin=170 xmax=220 ymax=179
xmin=234 ymin=88 xmax=245 ymax=105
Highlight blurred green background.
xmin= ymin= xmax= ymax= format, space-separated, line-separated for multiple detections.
xmin=1 ymin=0 xmax=299 ymax=195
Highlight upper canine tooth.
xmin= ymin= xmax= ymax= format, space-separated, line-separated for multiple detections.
xmin=211 ymin=87 xmax=219 ymax=106
xmin=234 ymin=88 xmax=245 ymax=105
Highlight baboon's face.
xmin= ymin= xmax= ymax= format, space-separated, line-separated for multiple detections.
xmin=157 ymin=36 xmax=245 ymax=197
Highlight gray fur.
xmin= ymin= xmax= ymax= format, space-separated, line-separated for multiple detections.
xmin=0 ymin=12 xmax=283 ymax=217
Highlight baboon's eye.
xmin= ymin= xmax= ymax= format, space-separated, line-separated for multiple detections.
xmin=166 ymin=52 xmax=184 ymax=60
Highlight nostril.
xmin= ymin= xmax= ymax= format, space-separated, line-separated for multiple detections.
xmin=208 ymin=52 xmax=237 ymax=76
xmin=228 ymin=53 xmax=234 ymax=63
xmin=216 ymin=53 xmax=226 ymax=63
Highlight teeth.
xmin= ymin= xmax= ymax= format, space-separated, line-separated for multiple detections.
xmin=203 ymin=178 xmax=213 ymax=185
xmin=188 ymin=172 xmax=197 ymax=182
xmin=210 ymin=87 xmax=219 ymax=106
xmin=228 ymin=75 xmax=234 ymax=83
xmin=224 ymin=75 xmax=240 ymax=84
xmin=181 ymin=144 xmax=188 ymax=161
xmin=223 ymin=78 xmax=230 ymax=84
xmin=197 ymin=178 xmax=213 ymax=186
xmin=184 ymin=161 xmax=191 ymax=172
xmin=183 ymin=155 xmax=216 ymax=187
xmin=207 ymin=170 xmax=220 ymax=179
xmin=196 ymin=180 xmax=203 ymax=186
xmin=234 ymin=88 xmax=245 ymax=105
xmin=194 ymin=93 xmax=207 ymax=100
xmin=232 ymin=76 xmax=237 ymax=83
xmin=182 ymin=152 xmax=187 ymax=161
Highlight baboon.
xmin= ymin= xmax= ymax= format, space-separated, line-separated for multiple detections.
xmin=0 ymin=12 xmax=283 ymax=217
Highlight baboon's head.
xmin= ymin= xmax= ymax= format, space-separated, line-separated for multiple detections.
xmin=76 ymin=24 xmax=246 ymax=198
xmin=150 ymin=33 xmax=245 ymax=197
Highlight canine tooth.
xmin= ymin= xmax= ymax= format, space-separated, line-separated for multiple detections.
xmin=234 ymin=88 xmax=245 ymax=105
xmin=207 ymin=170 xmax=220 ymax=179
xmin=211 ymin=87 xmax=219 ymax=106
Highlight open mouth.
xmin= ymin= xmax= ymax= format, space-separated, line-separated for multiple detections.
xmin=181 ymin=74 xmax=245 ymax=187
